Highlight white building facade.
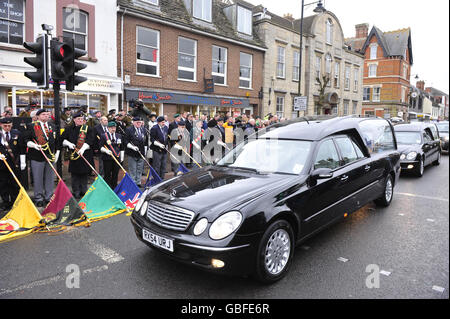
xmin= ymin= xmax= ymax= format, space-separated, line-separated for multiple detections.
xmin=0 ymin=0 xmax=122 ymax=115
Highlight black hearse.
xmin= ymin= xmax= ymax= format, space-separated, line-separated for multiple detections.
xmin=131 ymin=116 xmax=401 ymax=283
xmin=394 ymin=122 xmax=441 ymax=177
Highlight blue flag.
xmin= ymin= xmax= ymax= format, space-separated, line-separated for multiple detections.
xmin=145 ymin=166 xmax=163 ymax=188
xmin=176 ymin=163 xmax=190 ymax=175
xmin=114 ymin=173 xmax=142 ymax=210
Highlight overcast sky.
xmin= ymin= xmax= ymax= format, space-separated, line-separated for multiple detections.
xmin=246 ymin=0 xmax=449 ymax=93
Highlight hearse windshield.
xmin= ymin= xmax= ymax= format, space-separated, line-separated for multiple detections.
xmin=395 ymin=131 xmax=422 ymax=145
xmin=217 ymin=138 xmax=312 ymax=175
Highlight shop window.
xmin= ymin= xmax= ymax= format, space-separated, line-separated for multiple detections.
xmin=67 ymin=91 xmax=87 ymax=107
xmin=0 ymin=0 xmax=25 ymax=45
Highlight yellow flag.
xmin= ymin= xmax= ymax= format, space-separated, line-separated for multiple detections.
xmin=0 ymin=188 xmax=43 ymax=243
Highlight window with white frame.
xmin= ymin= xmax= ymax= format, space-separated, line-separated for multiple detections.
xmin=401 ymin=87 xmax=406 ymax=103
xmin=325 ymin=54 xmax=332 ymax=86
xmin=63 ymin=7 xmax=88 ymax=51
xmin=136 ymin=26 xmax=159 ymax=76
xmin=276 ymin=46 xmax=285 ymax=78
xmin=239 ymin=52 xmax=252 ymax=88
xmin=370 ymin=44 xmax=377 ymax=60
xmin=293 ymin=51 xmax=300 ymax=81
xmin=403 ymin=63 xmax=408 ymax=79
xmin=343 ymin=100 xmax=349 ymax=115
xmin=363 ymin=87 xmax=371 ymax=101
xmin=368 ymin=64 xmax=377 ymax=77
xmin=276 ymin=96 xmax=284 ymax=118
xmin=373 ymin=87 xmax=381 ymax=102
xmin=352 ymin=101 xmax=358 ymax=115
xmin=344 ymin=65 xmax=351 ymax=90
xmin=212 ymin=45 xmax=227 ymax=85
xmin=353 ymin=68 xmax=359 ymax=92
xmin=326 ymin=19 xmax=333 ymax=44
xmin=193 ymin=0 xmax=211 ymax=22
xmin=334 ymin=62 xmax=340 ymax=88
xmin=237 ymin=5 xmax=252 ymax=35
xmin=0 ymin=0 xmax=25 ymax=45
xmin=315 ymin=55 xmax=321 ymax=82
xmin=142 ymin=0 xmax=158 ymax=5
xmin=178 ymin=37 xmax=197 ymax=81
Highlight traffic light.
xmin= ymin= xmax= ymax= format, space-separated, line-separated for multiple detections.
xmin=50 ymin=38 xmax=72 ymax=81
xmin=23 ymin=35 xmax=49 ymax=88
xmin=65 ymin=38 xmax=87 ymax=91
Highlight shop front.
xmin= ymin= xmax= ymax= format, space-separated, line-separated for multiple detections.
xmin=125 ymin=89 xmax=252 ymax=120
xmin=0 ymin=70 xmax=122 ymax=116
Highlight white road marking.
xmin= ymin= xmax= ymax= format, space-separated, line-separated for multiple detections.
xmin=432 ymin=285 xmax=445 ymax=293
xmin=0 ymin=265 xmax=109 ymax=297
xmin=396 ymin=192 xmax=449 ymax=202
xmin=337 ymin=257 xmax=349 ymax=263
xmin=85 ymin=238 xmax=124 ymax=264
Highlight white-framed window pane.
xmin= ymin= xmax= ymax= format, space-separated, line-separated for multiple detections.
xmin=193 ymin=0 xmax=211 ymax=22
xmin=370 ymin=45 xmax=377 ymax=59
xmin=326 ymin=19 xmax=333 ymax=44
xmin=276 ymin=96 xmax=284 ymax=118
xmin=373 ymin=87 xmax=381 ymax=102
xmin=354 ymin=69 xmax=359 ymax=92
xmin=368 ymin=64 xmax=377 ymax=77
xmin=62 ymin=7 xmax=88 ymax=51
xmin=334 ymin=62 xmax=340 ymax=87
xmin=142 ymin=0 xmax=158 ymax=5
xmin=237 ymin=6 xmax=252 ymax=35
xmin=0 ymin=0 xmax=24 ymax=45
xmin=343 ymin=100 xmax=349 ymax=115
xmin=363 ymin=87 xmax=371 ymax=101
xmin=212 ymin=45 xmax=227 ymax=85
xmin=276 ymin=46 xmax=285 ymax=78
xmin=178 ymin=37 xmax=196 ymax=80
xmin=293 ymin=51 xmax=300 ymax=81
xmin=315 ymin=56 xmax=321 ymax=82
xmin=345 ymin=66 xmax=350 ymax=89
xmin=137 ymin=26 xmax=159 ymax=76
xmin=239 ymin=52 xmax=252 ymax=88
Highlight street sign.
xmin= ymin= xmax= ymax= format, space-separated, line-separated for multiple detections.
xmin=294 ymin=96 xmax=308 ymax=111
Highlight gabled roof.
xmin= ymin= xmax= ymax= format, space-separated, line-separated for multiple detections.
xmin=118 ymin=0 xmax=266 ymax=50
xmin=361 ymin=26 xmax=413 ymax=64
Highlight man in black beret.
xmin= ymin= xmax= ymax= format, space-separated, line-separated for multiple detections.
xmin=98 ymin=121 xmax=124 ymax=189
xmin=169 ymin=119 xmax=190 ymax=173
xmin=61 ymin=112 xmax=96 ymax=199
xmin=150 ymin=116 xmax=168 ymax=180
xmin=124 ymin=116 xmax=147 ymax=187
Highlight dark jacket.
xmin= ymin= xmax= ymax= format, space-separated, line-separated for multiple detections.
xmin=150 ymin=124 xmax=168 ymax=154
xmin=0 ymin=129 xmax=24 ymax=170
xmin=61 ymin=124 xmax=95 ymax=174
xmin=23 ymin=121 xmax=58 ymax=162
xmin=98 ymin=132 xmax=123 ymax=161
xmin=124 ymin=125 xmax=147 ymax=158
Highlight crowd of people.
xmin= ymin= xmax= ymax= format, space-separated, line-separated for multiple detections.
xmin=0 ymin=100 xmax=286 ymax=213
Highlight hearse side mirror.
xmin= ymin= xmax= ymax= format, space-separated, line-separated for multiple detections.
xmin=309 ymin=168 xmax=333 ymax=186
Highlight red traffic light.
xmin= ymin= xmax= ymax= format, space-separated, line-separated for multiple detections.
xmin=60 ymin=47 xmax=65 ymax=57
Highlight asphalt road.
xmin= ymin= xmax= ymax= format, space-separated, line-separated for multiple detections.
xmin=1 ymin=155 xmax=448 ymax=300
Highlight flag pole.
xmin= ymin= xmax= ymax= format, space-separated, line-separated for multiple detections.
xmin=75 ymin=148 xmax=100 ymax=176
xmin=174 ymin=142 xmax=202 ymax=168
xmin=116 ymin=125 xmax=155 ymax=171
xmin=0 ymin=152 xmax=23 ymax=189
xmin=103 ymin=144 xmax=127 ymax=175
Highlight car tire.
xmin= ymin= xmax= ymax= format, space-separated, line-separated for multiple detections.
xmin=254 ymin=220 xmax=295 ymax=284
xmin=375 ymin=174 xmax=394 ymax=207
xmin=433 ymin=151 xmax=441 ymax=166
xmin=414 ymin=157 xmax=424 ymax=177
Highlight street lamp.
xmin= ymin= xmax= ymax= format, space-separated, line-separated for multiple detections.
xmin=298 ymin=0 xmax=326 ymax=116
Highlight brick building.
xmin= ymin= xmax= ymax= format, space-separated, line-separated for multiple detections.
xmin=346 ymin=25 xmax=413 ymax=119
xmin=117 ymin=0 xmax=265 ymax=120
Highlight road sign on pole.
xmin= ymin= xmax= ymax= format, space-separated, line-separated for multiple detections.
xmin=294 ymin=96 xmax=308 ymax=111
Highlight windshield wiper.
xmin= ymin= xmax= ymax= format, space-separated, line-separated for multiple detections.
xmin=229 ymin=166 xmax=263 ymax=174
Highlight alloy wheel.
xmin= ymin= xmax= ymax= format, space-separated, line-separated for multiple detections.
xmin=264 ymin=229 xmax=291 ymax=275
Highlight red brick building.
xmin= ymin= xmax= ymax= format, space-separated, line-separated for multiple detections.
xmin=117 ymin=0 xmax=266 ymax=119
xmin=346 ymin=25 xmax=413 ymax=119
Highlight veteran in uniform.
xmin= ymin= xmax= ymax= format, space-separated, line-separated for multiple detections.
xmin=124 ymin=117 xmax=147 ymax=187
xmin=98 ymin=121 xmax=124 ymax=189
xmin=0 ymin=118 xmax=25 ymax=210
xmin=61 ymin=112 xmax=96 ymax=200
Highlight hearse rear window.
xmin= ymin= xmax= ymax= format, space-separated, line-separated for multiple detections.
xmin=359 ymin=119 xmax=396 ymax=154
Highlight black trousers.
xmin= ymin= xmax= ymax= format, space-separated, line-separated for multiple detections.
xmin=0 ymin=168 xmax=19 ymax=206
xmin=103 ymin=159 xmax=119 ymax=190
xmin=71 ymin=173 xmax=88 ymax=199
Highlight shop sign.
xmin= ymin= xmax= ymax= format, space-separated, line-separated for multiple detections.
xmin=75 ymin=79 xmax=122 ymax=93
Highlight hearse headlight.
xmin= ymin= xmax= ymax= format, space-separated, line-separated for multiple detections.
xmin=400 ymin=154 xmax=406 ymax=160
xmin=135 ymin=188 xmax=150 ymax=213
xmin=209 ymin=211 xmax=242 ymax=240
xmin=406 ymin=152 xmax=417 ymax=160
xmin=193 ymin=218 xmax=208 ymax=236
xmin=140 ymin=201 xmax=149 ymax=217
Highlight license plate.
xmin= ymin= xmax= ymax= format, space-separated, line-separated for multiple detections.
xmin=142 ymin=229 xmax=174 ymax=252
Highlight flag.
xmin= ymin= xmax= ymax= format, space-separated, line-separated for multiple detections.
xmin=176 ymin=163 xmax=190 ymax=175
xmin=114 ymin=173 xmax=142 ymax=210
xmin=0 ymin=188 xmax=43 ymax=243
xmin=78 ymin=175 xmax=127 ymax=222
xmin=145 ymin=166 xmax=162 ymax=188
xmin=41 ymin=180 xmax=88 ymax=228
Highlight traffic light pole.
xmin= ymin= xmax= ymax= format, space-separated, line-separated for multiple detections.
xmin=53 ymin=79 xmax=63 ymax=177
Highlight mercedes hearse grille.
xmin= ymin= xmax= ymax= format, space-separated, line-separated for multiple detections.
xmin=146 ymin=201 xmax=195 ymax=231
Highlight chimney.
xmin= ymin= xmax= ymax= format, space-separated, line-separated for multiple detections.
xmin=355 ymin=23 xmax=369 ymax=38
xmin=283 ymin=13 xmax=295 ymax=22
xmin=416 ymin=80 xmax=425 ymax=91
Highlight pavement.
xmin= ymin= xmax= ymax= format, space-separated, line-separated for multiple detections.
xmin=0 ymin=155 xmax=448 ymax=299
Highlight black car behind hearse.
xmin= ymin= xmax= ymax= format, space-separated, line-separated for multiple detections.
xmin=131 ymin=116 xmax=401 ymax=283
xmin=394 ymin=122 xmax=442 ymax=177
